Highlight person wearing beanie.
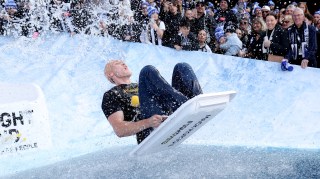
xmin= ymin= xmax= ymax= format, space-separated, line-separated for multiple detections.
xmin=3 ymin=0 xmax=18 ymax=17
xmin=0 ymin=0 xmax=23 ymax=36
xmin=219 ymin=21 xmax=242 ymax=56
xmin=140 ymin=6 xmax=165 ymax=45
xmin=268 ymin=1 xmax=275 ymax=11
xmin=147 ymin=6 xmax=158 ymax=17
xmin=214 ymin=0 xmax=237 ymax=27
xmin=253 ymin=6 xmax=262 ymax=18
xmin=4 ymin=0 xmax=18 ymax=10
xmin=134 ymin=2 xmax=149 ymax=27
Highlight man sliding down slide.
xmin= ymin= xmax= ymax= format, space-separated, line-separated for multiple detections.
xmin=101 ymin=60 xmax=202 ymax=144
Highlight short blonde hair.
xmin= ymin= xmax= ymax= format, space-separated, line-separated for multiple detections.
xmin=104 ymin=60 xmax=123 ymax=84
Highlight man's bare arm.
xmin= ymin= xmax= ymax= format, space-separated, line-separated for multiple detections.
xmin=108 ymin=111 xmax=165 ymax=137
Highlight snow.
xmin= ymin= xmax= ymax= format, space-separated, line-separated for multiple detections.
xmin=0 ymin=34 xmax=320 ymax=177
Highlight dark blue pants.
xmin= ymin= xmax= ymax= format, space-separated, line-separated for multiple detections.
xmin=136 ymin=63 xmax=202 ymax=143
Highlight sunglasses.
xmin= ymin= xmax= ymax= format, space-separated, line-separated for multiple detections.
xmin=262 ymin=11 xmax=269 ymax=13
xmin=240 ymin=21 xmax=248 ymax=24
xmin=282 ymin=20 xmax=290 ymax=24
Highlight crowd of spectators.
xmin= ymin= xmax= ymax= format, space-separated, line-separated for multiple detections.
xmin=0 ymin=0 xmax=319 ymax=68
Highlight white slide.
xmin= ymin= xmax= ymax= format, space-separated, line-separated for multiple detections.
xmin=0 ymin=83 xmax=52 ymax=156
xmin=130 ymin=91 xmax=236 ymax=156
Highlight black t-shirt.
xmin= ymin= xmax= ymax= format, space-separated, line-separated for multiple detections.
xmin=101 ymin=83 xmax=153 ymax=144
xmin=102 ymin=83 xmax=140 ymax=122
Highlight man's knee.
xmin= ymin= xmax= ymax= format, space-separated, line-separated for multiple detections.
xmin=140 ymin=65 xmax=158 ymax=76
xmin=174 ymin=63 xmax=194 ymax=74
xmin=175 ymin=62 xmax=191 ymax=69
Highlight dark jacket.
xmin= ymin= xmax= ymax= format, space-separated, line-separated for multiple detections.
xmin=265 ymin=24 xmax=289 ymax=57
xmin=286 ymin=22 xmax=317 ymax=67
xmin=162 ymin=12 xmax=182 ymax=48
xmin=173 ymin=33 xmax=198 ymax=51
xmin=192 ymin=13 xmax=216 ymax=39
xmin=247 ymin=31 xmax=266 ymax=60
xmin=214 ymin=8 xmax=238 ymax=27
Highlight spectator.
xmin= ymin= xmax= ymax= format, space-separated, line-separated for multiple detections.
xmin=236 ymin=28 xmax=248 ymax=51
xmin=232 ymin=0 xmax=247 ymax=21
xmin=192 ymin=1 xmax=216 ymax=43
xmin=239 ymin=17 xmax=251 ymax=35
xmin=281 ymin=14 xmax=294 ymax=30
xmin=206 ymin=2 xmax=215 ymax=18
xmin=246 ymin=17 xmax=266 ymax=60
xmin=213 ymin=25 xmax=225 ymax=53
xmin=263 ymin=14 xmax=289 ymax=62
xmin=286 ymin=8 xmax=317 ymax=68
xmin=236 ymin=28 xmax=242 ymax=39
xmin=173 ymin=19 xmax=197 ymax=51
xmin=268 ymin=0 xmax=275 ymax=12
xmin=0 ymin=0 xmax=23 ymax=36
xmin=278 ymin=8 xmax=286 ymax=24
xmin=253 ymin=6 xmax=262 ymax=18
xmin=133 ymin=2 xmax=149 ymax=26
xmin=197 ymin=29 xmax=212 ymax=53
xmin=219 ymin=22 xmax=242 ymax=56
xmin=285 ymin=4 xmax=296 ymax=15
xmin=214 ymin=0 xmax=238 ymax=27
xmin=314 ymin=11 xmax=320 ymax=29
xmin=261 ymin=5 xmax=270 ymax=21
xmin=140 ymin=6 xmax=165 ymax=45
xmin=161 ymin=0 xmax=182 ymax=48
xmin=298 ymin=2 xmax=310 ymax=15
xmin=305 ymin=13 xmax=314 ymax=26
xmin=182 ymin=8 xmax=195 ymax=33
xmin=316 ymin=19 xmax=320 ymax=31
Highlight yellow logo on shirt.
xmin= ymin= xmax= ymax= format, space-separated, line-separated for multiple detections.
xmin=131 ymin=95 xmax=140 ymax=107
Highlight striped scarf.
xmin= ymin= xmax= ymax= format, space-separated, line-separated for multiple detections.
xmin=288 ymin=22 xmax=309 ymax=60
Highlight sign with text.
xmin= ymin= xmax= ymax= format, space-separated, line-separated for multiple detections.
xmin=0 ymin=83 xmax=52 ymax=156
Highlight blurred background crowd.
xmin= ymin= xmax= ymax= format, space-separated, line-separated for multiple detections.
xmin=0 ymin=0 xmax=319 ymax=67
